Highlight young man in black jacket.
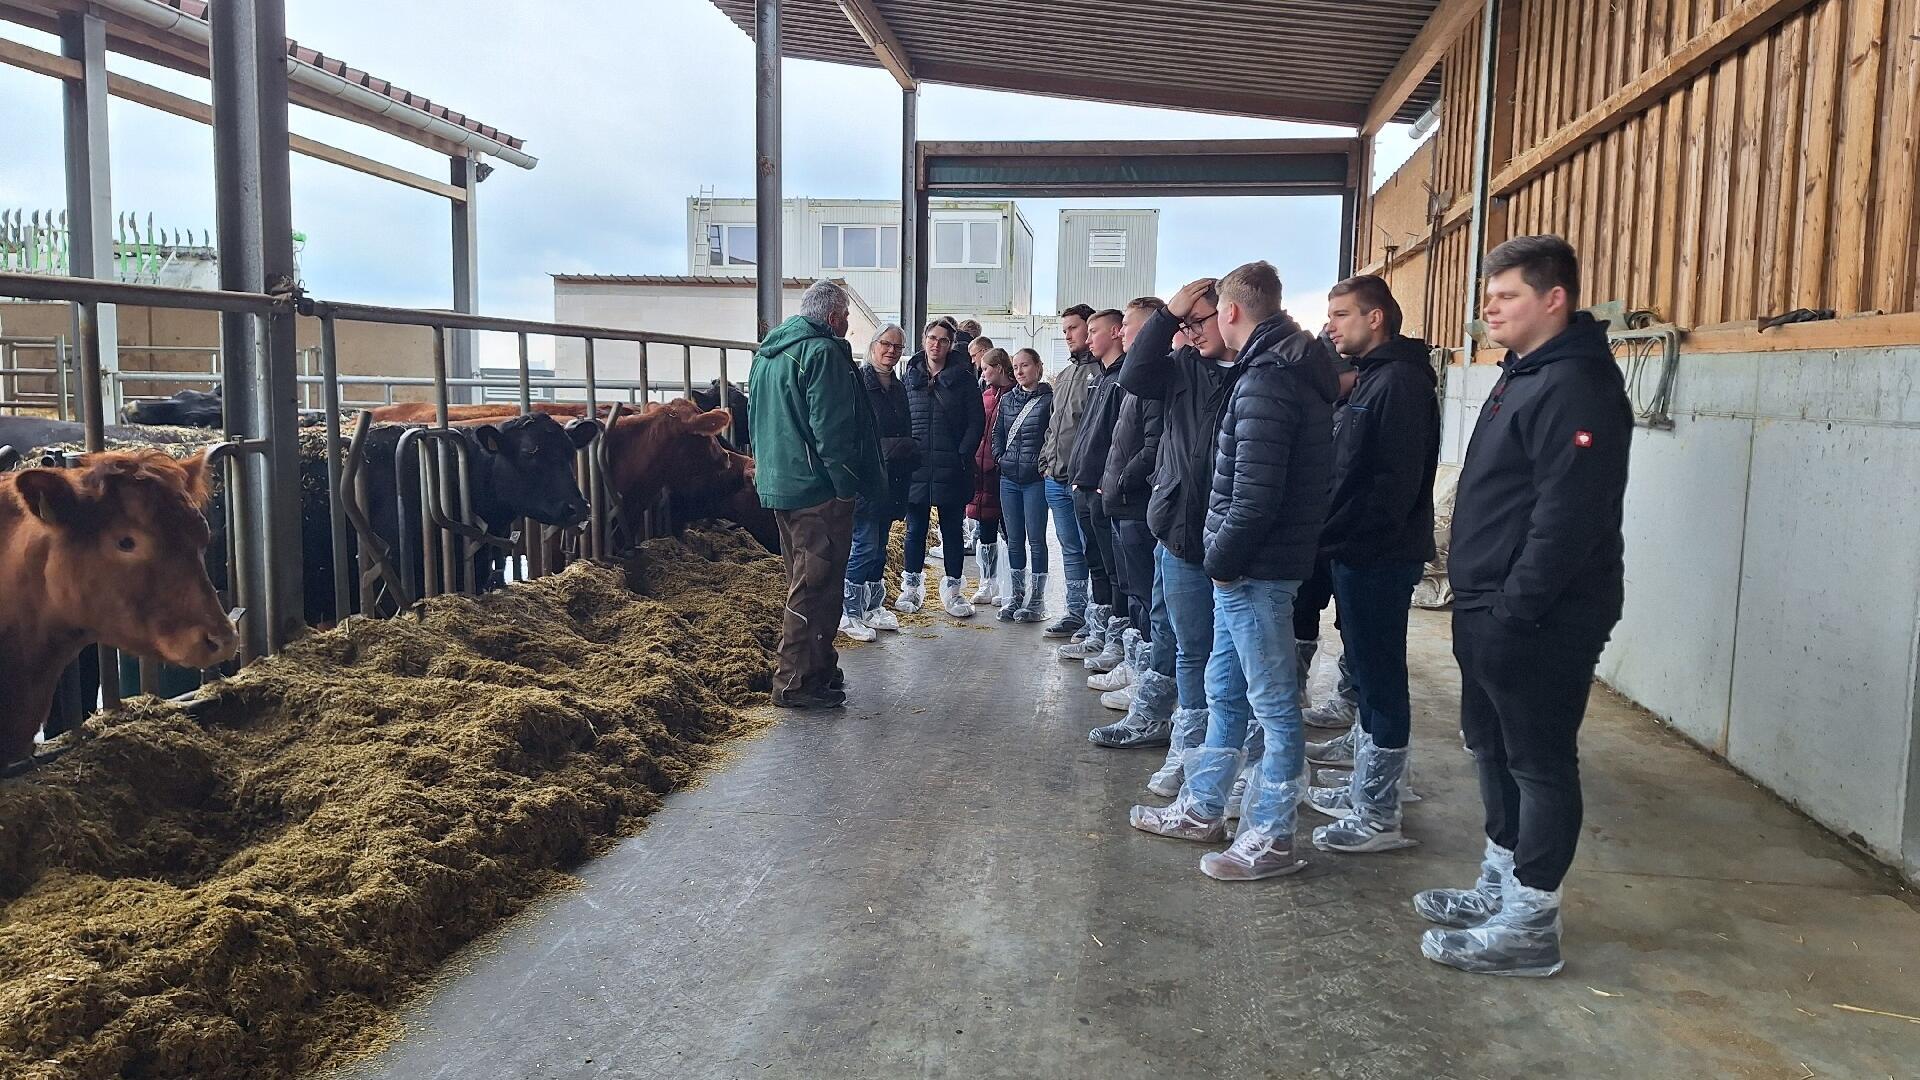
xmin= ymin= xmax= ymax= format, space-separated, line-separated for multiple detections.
xmin=1128 ymin=261 xmax=1340 ymax=883
xmin=1040 ymin=304 xmax=1099 ymax=639
xmin=1417 ymin=236 xmax=1631 ymax=977
xmin=1300 ymin=275 xmax=1439 ymax=856
xmin=1063 ymin=309 xmax=1131 ymax=674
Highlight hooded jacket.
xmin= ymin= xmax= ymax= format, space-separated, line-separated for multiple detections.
xmin=1321 ymin=334 xmax=1441 ymax=566
xmin=857 ymin=362 xmax=916 ymax=521
xmin=993 ymin=381 xmax=1054 ymax=485
xmin=1201 ymin=311 xmax=1340 ymax=583
xmin=747 ymin=314 xmax=887 ymax=511
xmin=1118 ymin=308 xmax=1249 ymax=564
xmin=1102 ymin=387 xmax=1164 ymax=521
xmin=1038 ymin=350 xmax=1097 ymax=482
xmin=1067 ymin=352 xmax=1127 ymax=490
xmin=1449 ymin=312 xmax=1632 ymax=628
xmin=903 ymin=351 xmax=987 ymax=507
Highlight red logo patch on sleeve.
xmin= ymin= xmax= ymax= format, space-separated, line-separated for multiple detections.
xmin=1573 ymin=430 xmax=1594 ymax=448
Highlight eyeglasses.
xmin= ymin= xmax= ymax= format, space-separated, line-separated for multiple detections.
xmin=1179 ymin=310 xmax=1217 ymax=334
xmin=874 ymin=340 xmax=904 ymax=352
xmin=925 ymin=334 xmax=951 ymax=346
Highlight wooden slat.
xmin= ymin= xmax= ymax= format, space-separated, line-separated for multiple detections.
xmin=1756 ymin=13 xmax=1807 ymax=315
xmin=1527 ymin=0 xmax=1548 ymax=152
xmin=1874 ymin=0 xmax=1918 ymax=310
xmin=1674 ymin=71 xmax=1713 ymax=326
xmin=1828 ymin=0 xmax=1887 ymax=313
xmin=1681 ymin=310 xmax=1920 ymax=352
xmin=1727 ymin=36 xmax=1770 ymax=320
xmin=1363 ymin=0 xmax=1492 ymax=134
xmin=1595 ymin=128 xmax=1620 ymax=302
xmin=1792 ymin=0 xmax=1844 ymax=308
xmin=1490 ymin=0 xmax=1819 ymax=197
xmin=1551 ymin=0 xmax=1575 ymax=134
xmin=1700 ymin=56 xmax=1740 ymax=324
xmin=1617 ymin=116 xmax=1643 ymax=307
xmin=1514 ymin=0 xmax=1537 ymax=154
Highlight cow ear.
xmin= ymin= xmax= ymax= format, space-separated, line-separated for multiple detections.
xmin=14 ymin=468 xmax=81 ymax=527
xmin=690 ymin=410 xmax=732 ymax=437
xmin=178 ymin=450 xmax=215 ymax=508
xmin=565 ymin=420 xmax=598 ymax=449
xmin=472 ymin=424 xmax=503 ymax=453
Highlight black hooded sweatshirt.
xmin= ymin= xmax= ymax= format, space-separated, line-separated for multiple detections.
xmin=1449 ymin=312 xmax=1632 ymax=629
xmin=1201 ymin=311 xmax=1340 ymax=583
xmin=1118 ymin=308 xmax=1249 ymax=565
xmin=1321 ymin=334 xmax=1441 ymax=566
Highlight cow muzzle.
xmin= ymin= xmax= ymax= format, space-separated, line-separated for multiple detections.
xmin=155 ymin=613 xmax=241 ymax=669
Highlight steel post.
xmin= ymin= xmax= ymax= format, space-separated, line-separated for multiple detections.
xmin=899 ymin=86 xmax=918 ymax=334
xmin=319 ymin=315 xmax=352 ymax=622
xmin=911 ymin=184 xmax=930 ymax=338
xmin=59 ymin=10 xmax=120 ymax=428
xmin=1337 ymin=185 xmax=1357 ymax=279
xmin=451 ymin=153 xmax=481 ymax=403
xmin=754 ymin=0 xmax=782 ymax=338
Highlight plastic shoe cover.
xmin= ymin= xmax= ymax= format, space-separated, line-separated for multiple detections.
xmin=895 ymin=571 xmax=924 ymax=614
xmin=1303 ymin=693 xmax=1358 ymax=731
xmin=1058 ymin=604 xmax=1106 ymax=656
xmin=1085 ymin=619 xmax=1130 ymax=672
xmin=1089 ymin=671 xmax=1176 ymax=747
xmin=1224 ymin=774 xmax=1248 ymax=820
xmin=1294 ymin=638 xmax=1318 ymax=709
xmin=838 ymin=611 xmax=878 ymax=643
xmin=1045 ymin=580 xmax=1089 ymax=636
xmin=1421 ymin=879 xmax=1564 ymax=977
xmin=1304 ymin=783 xmax=1353 ymax=819
xmin=1306 ymin=724 xmax=1358 ymax=766
xmin=1088 ymin=662 xmax=1134 ymax=693
xmin=1128 ymin=792 xmax=1227 ymax=842
xmin=969 ymin=544 xmax=999 ymax=605
xmin=1310 ymin=739 xmax=1415 ymax=852
xmin=861 ymin=581 xmax=902 ymax=632
xmin=1315 ymin=766 xmax=1353 ymax=787
xmin=998 ymin=568 xmax=1026 ymax=622
xmin=1313 ymin=814 xmax=1418 ymax=853
xmin=1414 ymin=839 xmax=1513 ymax=928
xmin=1099 ymin=685 xmax=1133 ymax=710
xmin=1181 ymin=746 xmax=1244 ymax=820
xmin=1199 ymin=822 xmax=1306 ymax=882
xmin=1145 ymin=755 xmax=1183 ymax=798
xmin=1014 ymin=573 xmax=1049 ymax=623
xmin=940 ymin=577 xmax=976 ymax=618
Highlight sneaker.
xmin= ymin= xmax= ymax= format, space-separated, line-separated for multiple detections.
xmin=1421 ymin=880 xmax=1564 ymax=977
xmin=1414 ymin=840 xmax=1512 ymax=929
xmin=1087 ymin=663 xmax=1133 ymax=693
xmin=1146 ymin=756 xmax=1183 ymax=798
xmin=1088 ymin=711 xmax=1172 ymax=749
xmin=1044 ymin=613 xmax=1085 ymax=639
xmin=771 ymin=686 xmax=847 ymax=710
xmin=1306 ymin=726 xmax=1358 ymax=767
xmin=1302 ymin=694 xmax=1358 ymax=731
xmin=1312 ymin=815 xmax=1418 ymax=853
xmin=838 ymin=613 xmax=877 ymax=643
xmin=1127 ymin=795 xmax=1226 ymax=842
xmin=1224 ymin=775 xmax=1248 ymax=820
xmin=1099 ymin=685 xmax=1133 ymax=711
xmin=1198 ymin=825 xmax=1306 ymax=882
xmin=1304 ymin=784 xmax=1351 ymax=819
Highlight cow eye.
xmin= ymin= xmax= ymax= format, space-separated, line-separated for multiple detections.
xmin=117 ymin=536 xmax=137 ymax=552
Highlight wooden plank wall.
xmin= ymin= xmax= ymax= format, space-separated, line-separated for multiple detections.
xmin=1424 ymin=15 xmax=1488 ymax=352
xmin=1371 ymin=0 xmax=1920 ymax=348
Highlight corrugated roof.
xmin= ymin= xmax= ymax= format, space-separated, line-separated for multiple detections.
xmin=706 ymin=0 xmax=1442 ymax=127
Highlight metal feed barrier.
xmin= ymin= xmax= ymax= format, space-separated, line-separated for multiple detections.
xmin=0 ymin=269 xmax=757 ymax=720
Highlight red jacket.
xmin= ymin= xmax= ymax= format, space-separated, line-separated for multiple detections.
xmin=968 ymin=382 xmax=1004 ymax=521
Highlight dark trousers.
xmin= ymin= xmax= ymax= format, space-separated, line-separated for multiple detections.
xmin=1294 ymin=555 xmax=1335 ymax=641
xmin=1330 ymin=559 xmax=1423 ymax=749
xmin=1112 ymin=517 xmax=1156 ymax=639
xmin=976 ymin=517 xmax=1001 ymax=545
xmin=774 ymin=498 xmax=855 ymax=697
xmin=1074 ymin=487 xmax=1115 ymax=606
xmin=905 ymin=501 xmax=968 ymax=579
xmin=1453 ymin=606 xmax=1612 ymax=892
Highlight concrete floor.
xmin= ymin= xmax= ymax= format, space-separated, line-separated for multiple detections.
xmin=332 ymin=606 xmax=1920 ymax=1080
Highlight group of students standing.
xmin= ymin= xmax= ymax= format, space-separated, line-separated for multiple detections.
xmin=749 ymin=233 xmax=1631 ymax=978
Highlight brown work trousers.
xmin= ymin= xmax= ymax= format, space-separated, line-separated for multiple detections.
xmin=773 ymin=497 xmax=855 ymax=697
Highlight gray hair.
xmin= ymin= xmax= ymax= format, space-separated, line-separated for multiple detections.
xmin=800 ymin=279 xmax=851 ymax=325
xmin=868 ymin=323 xmax=906 ymax=353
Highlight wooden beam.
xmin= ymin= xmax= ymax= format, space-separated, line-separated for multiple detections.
xmin=915 ymin=59 xmax=1368 ymax=127
xmin=0 ymin=37 xmax=465 ymax=202
xmin=833 ymin=0 xmax=915 ymax=90
xmin=1490 ymin=0 xmax=1818 ymax=197
xmin=1363 ymin=0 xmax=1487 ymax=134
xmin=1679 ymin=312 xmax=1920 ymax=354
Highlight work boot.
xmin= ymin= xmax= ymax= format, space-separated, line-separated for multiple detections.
xmin=1294 ymin=638 xmax=1318 ymax=709
xmin=1421 ymin=878 xmax=1565 ymax=977
xmin=1146 ymin=707 xmax=1208 ymax=797
xmin=1085 ymin=615 xmax=1130 ymax=672
xmin=1128 ymin=791 xmax=1227 ymax=842
xmin=1414 ymin=839 xmax=1514 ymax=928
xmin=1015 ymin=573 xmax=1049 ymax=623
xmin=1088 ymin=668 xmax=1175 ymax=748
xmin=939 ymin=576 xmax=976 ymax=619
xmin=772 ymin=685 xmax=847 ymax=710
xmin=998 ymin=567 xmax=1027 ymax=622
xmin=1306 ymin=723 xmax=1359 ymax=767
xmin=1058 ymin=602 xmax=1107 ymax=659
xmin=1312 ymin=739 xmax=1417 ymax=853
xmin=838 ymin=581 xmax=877 ymax=642
xmin=969 ymin=541 xmax=1000 ymax=606
xmin=862 ymin=581 xmax=901 ymax=632
xmin=894 ymin=571 xmax=924 ymax=614
xmin=1199 ymin=821 xmax=1306 ymax=882
xmin=1044 ymin=578 xmax=1088 ymax=638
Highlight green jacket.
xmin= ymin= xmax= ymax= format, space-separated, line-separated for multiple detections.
xmin=747 ymin=315 xmax=888 ymax=510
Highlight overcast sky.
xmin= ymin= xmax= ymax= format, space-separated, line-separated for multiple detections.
xmin=0 ymin=0 xmax=1428 ymax=364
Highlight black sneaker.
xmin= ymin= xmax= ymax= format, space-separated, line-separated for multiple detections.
xmin=773 ymin=687 xmax=847 ymax=709
xmin=1042 ymin=613 xmax=1084 ymax=639
xmin=828 ymin=667 xmax=845 ymax=691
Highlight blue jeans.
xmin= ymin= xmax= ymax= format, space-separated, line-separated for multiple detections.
xmin=1145 ymin=544 xmax=1176 ymax=678
xmin=1044 ymin=477 xmax=1085 ymax=582
xmin=1331 ymin=559 xmax=1424 ymax=750
xmin=1155 ymin=547 xmax=1215 ymax=712
xmin=999 ymin=477 xmax=1049 ymax=573
xmin=848 ymin=515 xmax=893 ymax=584
xmin=1189 ymin=578 xmax=1305 ymax=836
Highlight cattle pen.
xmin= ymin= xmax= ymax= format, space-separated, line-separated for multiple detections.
xmin=5 ymin=0 xmax=1920 ymax=1078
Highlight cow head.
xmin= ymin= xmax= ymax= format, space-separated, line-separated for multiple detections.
xmin=10 ymin=449 xmax=238 ymax=669
xmin=122 ymin=386 xmax=224 ymax=428
xmin=466 ymin=413 xmax=595 ymax=529
xmin=602 ymin=401 xmax=734 ymax=514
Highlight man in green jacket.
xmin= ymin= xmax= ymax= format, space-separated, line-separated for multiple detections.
xmin=748 ymin=280 xmax=888 ymax=709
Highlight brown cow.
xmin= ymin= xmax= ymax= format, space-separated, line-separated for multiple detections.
xmin=0 ymin=450 xmax=239 ymax=763
xmin=601 ymin=401 xmax=779 ymax=552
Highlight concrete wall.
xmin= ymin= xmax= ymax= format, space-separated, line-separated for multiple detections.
xmin=1439 ymin=345 xmax=1920 ymax=884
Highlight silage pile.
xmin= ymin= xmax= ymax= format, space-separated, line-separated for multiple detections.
xmin=0 ymin=526 xmax=783 ymax=1080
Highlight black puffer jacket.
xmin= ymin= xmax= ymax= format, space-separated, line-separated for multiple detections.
xmin=1102 ymin=389 xmax=1163 ymax=520
xmin=1067 ymin=356 xmax=1126 ymax=490
xmin=992 ymin=381 xmax=1053 ymax=485
xmin=1119 ymin=308 xmax=1250 ymax=564
xmin=1321 ymin=335 xmax=1440 ymax=566
xmin=857 ymin=363 xmax=917 ymax=521
xmin=904 ymin=352 xmax=987 ymax=507
xmin=1201 ymin=311 xmax=1340 ymax=583
xmin=1450 ymin=312 xmax=1632 ymax=629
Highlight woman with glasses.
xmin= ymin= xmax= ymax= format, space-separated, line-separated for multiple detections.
xmin=841 ymin=324 xmax=918 ymax=640
xmin=898 ymin=319 xmax=987 ymax=618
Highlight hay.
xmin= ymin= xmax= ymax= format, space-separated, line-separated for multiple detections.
xmin=0 ymin=526 xmax=782 ymax=1080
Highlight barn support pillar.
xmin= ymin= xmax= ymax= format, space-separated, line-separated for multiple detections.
xmin=1460 ymin=0 xmax=1502 ymax=360
xmin=59 ymin=10 xmax=118 ymax=442
xmin=753 ymin=0 xmax=782 ymax=339
xmin=899 ymin=85 xmax=919 ymax=335
xmin=211 ymin=0 xmax=307 ymax=657
xmin=450 ymin=152 xmax=481 ymax=403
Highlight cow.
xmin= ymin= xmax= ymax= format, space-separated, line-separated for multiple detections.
xmin=689 ymin=379 xmax=750 ymax=452
xmin=123 ymin=386 xmax=224 ymax=427
xmin=600 ymin=400 xmax=778 ymax=552
xmin=0 ymin=449 xmax=238 ymax=763
xmin=0 ymin=415 xmax=212 ymax=451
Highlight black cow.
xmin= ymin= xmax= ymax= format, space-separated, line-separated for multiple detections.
xmin=123 ymin=387 xmax=224 ymax=427
xmin=688 ymin=379 xmax=750 ymax=452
